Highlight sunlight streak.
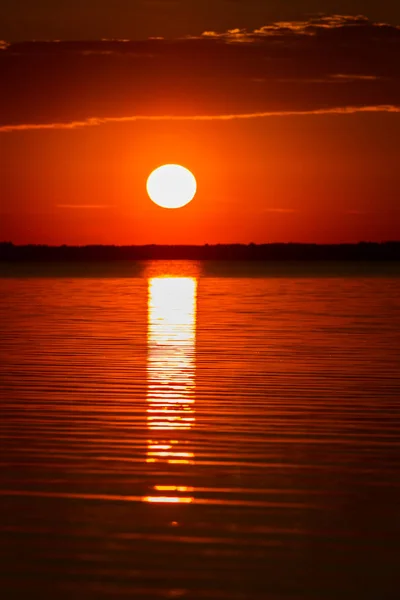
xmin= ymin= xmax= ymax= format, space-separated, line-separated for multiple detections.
xmin=144 ymin=276 xmax=197 ymax=503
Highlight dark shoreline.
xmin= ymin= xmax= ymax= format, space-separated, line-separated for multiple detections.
xmin=1 ymin=242 xmax=400 ymax=262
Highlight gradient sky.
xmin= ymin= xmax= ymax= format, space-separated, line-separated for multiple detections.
xmin=1 ymin=1 xmax=399 ymax=244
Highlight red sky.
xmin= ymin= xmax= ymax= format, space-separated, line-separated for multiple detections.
xmin=1 ymin=9 xmax=399 ymax=244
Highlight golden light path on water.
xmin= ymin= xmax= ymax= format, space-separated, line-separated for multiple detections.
xmin=144 ymin=276 xmax=197 ymax=504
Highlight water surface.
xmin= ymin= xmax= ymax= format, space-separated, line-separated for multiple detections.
xmin=1 ymin=261 xmax=399 ymax=598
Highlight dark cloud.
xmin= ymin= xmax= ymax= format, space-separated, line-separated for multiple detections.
xmin=1 ymin=15 xmax=399 ymax=131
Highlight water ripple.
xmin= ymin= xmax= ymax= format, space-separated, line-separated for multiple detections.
xmin=1 ymin=263 xmax=399 ymax=598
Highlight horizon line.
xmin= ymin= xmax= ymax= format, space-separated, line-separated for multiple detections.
xmin=2 ymin=241 xmax=400 ymax=247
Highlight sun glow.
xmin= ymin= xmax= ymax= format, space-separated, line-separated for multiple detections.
xmin=146 ymin=164 xmax=197 ymax=209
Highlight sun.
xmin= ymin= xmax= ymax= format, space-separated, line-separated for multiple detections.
xmin=146 ymin=164 xmax=197 ymax=209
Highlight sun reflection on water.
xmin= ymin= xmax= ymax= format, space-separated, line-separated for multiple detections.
xmin=144 ymin=276 xmax=197 ymax=504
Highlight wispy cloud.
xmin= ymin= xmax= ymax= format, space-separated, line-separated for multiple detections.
xmin=274 ymin=74 xmax=382 ymax=84
xmin=263 ymin=208 xmax=299 ymax=213
xmin=56 ymin=204 xmax=111 ymax=209
xmin=330 ymin=74 xmax=380 ymax=82
xmin=1 ymin=105 xmax=399 ymax=133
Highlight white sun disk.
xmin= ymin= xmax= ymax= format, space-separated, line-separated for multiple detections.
xmin=147 ymin=164 xmax=197 ymax=209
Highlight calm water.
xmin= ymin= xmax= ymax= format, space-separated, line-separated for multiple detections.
xmin=1 ymin=261 xmax=400 ymax=599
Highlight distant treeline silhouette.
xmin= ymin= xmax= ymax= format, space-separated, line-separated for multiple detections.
xmin=1 ymin=242 xmax=400 ymax=261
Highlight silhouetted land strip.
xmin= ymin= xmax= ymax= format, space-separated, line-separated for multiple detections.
xmin=1 ymin=242 xmax=400 ymax=262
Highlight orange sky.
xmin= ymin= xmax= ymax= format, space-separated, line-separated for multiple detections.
xmin=1 ymin=14 xmax=399 ymax=244
xmin=2 ymin=112 xmax=399 ymax=244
